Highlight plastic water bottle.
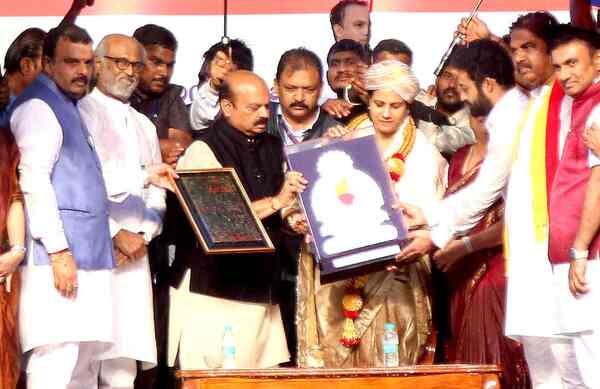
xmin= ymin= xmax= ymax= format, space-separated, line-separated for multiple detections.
xmin=382 ymin=322 xmax=399 ymax=367
xmin=222 ymin=325 xmax=236 ymax=369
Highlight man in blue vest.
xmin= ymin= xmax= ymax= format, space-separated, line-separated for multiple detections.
xmin=8 ymin=23 xmax=173 ymax=389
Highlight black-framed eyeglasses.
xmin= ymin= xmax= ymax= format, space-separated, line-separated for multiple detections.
xmin=103 ymin=56 xmax=144 ymax=73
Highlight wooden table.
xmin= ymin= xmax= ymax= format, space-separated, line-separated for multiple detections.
xmin=177 ymin=365 xmax=502 ymax=389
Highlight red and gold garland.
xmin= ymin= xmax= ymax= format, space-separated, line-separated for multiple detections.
xmin=387 ymin=116 xmax=417 ymax=182
xmin=340 ymin=115 xmax=417 ymax=348
xmin=340 ymin=276 xmax=368 ymax=347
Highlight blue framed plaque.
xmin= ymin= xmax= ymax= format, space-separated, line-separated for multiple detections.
xmin=286 ymin=135 xmax=407 ymax=281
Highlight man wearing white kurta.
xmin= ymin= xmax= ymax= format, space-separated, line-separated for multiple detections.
xmin=10 ymin=25 xmax=118 ymax=389
xmin=398 ymin=17 xmax=598 ymax=387
xmin=79 ymin=34 xmax=165 ymax=388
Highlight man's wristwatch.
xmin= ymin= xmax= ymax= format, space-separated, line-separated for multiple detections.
xmin=569 ymin=248 xmax=589 ymax=261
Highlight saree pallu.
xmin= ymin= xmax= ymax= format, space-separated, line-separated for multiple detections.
xmin=296 ymin=247 xmax=432 ymax=368
xmin=444 ymin=146 xmax=530 ymax=389
xmin=0 ymin=270 xmax=21 ymax=389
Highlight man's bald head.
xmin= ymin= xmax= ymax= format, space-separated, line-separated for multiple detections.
xmin=219 ymin=70 xmax=270 ymax=136
xmin=95 ymin=34 xmax=145 ymax=101
xmin=219 ymin=70 xmax=269 ymax=103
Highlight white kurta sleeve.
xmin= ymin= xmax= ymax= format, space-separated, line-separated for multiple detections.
xmin=419 ymin=121 xmax=476 ymax=155
xmin=430 ymin=89 xmax=527 ymax=248
xmin=176 ymin=140 xmax=222 ymax=170
xmin=140 ymin=122 xmax=167 ymax=242
xmin=189 ymin=82 xmax=219 ymax=132
xmin=586 ymin=105 xmax=600 ymax=168
xmin=11 ymin=99 xmax=68 ymax=253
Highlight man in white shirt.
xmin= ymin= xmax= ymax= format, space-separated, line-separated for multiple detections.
xmin=78 ymin=34 xmax=166 ymax=389
xmin=398 ymin=12 xmax=600 ymax=388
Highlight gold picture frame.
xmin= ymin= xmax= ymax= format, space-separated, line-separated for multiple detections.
xmin=171 ymin=168 xmax=275 ymax=255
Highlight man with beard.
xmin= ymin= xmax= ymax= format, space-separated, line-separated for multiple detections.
xmin=414 ymin=63 xmax=474 ymax=155
xmin=78 ymin=34 xmax=166 ymax=388
xmin=322 ymin=39 xmax=370 ymax=125
xmin=131 ymin=24 xmax=192 ymax=167
xmin=400 ymin=13 xmax=600 ymax=388
xmin=8 ymin=24 xmax=116 ymax=389
xmin=168 ymin=71 xmax=306 ymax=369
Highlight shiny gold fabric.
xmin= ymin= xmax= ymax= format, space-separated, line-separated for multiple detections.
xmin=297 ymin=246 xmax=432 ymax=368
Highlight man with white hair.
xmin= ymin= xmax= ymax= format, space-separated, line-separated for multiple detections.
xmin=78 ymin=34 xmax=165 ymax=388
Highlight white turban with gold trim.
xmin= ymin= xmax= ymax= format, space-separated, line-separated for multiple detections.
xmin=364 ymin=60 xmax=420 ymax=103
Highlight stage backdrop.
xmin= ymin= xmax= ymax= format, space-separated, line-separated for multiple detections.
xmin=0 ymin=0 xmax=570 ymax=103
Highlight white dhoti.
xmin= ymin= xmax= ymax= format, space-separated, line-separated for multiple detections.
xmin=168 ymin=270 xmax=290 ymax=369
xmin=19 ymin=264 xmax=116 ymax=389
xmin=97 ymin=257 xmax=156 ymax=366
xmin=552 ymin=260 xmax=600 ymax=389
xmin=93 ymin=257 xmax=156 ymax=389
xmin=505 ymin=88 xmax=600 ymax=388
xmin=77 ymin=88 xmax=166 ymax=388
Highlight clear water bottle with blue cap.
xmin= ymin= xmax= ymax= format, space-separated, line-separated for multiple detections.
xmin=222 ymin=324 xmax=236 ymax=369
xmin=382 ymin=322 xmax=399 ymax=367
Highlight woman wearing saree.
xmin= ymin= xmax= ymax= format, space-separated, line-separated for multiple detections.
xmin=433 ymin=116 xmax=530 ymax=389
xmin=0 ymin=128 xmax=25 ymax=389
xmin=294 ymin=60 xmax=447 ymax=368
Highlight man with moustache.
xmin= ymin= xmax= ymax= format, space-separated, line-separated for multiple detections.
xmin=8 ymin=24 xmax=116 ymax=388
xmin=399 ymin=13 xmax=600 ymax=388
xmin=168 ymin=71 xmax=307 ymax=369
xmin=0 ymin=0 xmax=91 ymax=128
xmin=267 ymin=48 xmax=341 ymax=363
xmin=131 ymin=24 xmax=192 ymax=166
xmin=131 ymin=23 xmax=191 ymax=389
xmin=415 ymin=63 xmax=474 ymax=155
xmin=269 ymin=48 xmax=340 ymax=144
xmin=78 ymin=34 xmax=166 ymax=388
xmin=322 ymin=39 xmax=370 ymax=124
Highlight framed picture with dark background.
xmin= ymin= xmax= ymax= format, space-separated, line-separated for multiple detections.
xmin=172 ymin=168 xmax=275 ymax=255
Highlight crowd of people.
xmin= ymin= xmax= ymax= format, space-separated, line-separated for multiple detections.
xmin=2 ymin=0 xmax=600 ymax=388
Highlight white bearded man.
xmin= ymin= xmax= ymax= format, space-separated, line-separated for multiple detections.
xmin=292 ymin=60 xmax=446 ymax=368
xmin=78 ymin=34 xmax=166 ymax=388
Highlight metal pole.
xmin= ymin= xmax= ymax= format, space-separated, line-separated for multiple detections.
xmin=433 ymin=0 xmax=485 ymax=76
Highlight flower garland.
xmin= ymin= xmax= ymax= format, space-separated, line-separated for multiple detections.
xmin=340 ymin=276 xmax=368 ymax=347
xmin=340 ymin=115 xmax=417 ymax=348
xmin=387 ymin=116 xmax=416 ymax=182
